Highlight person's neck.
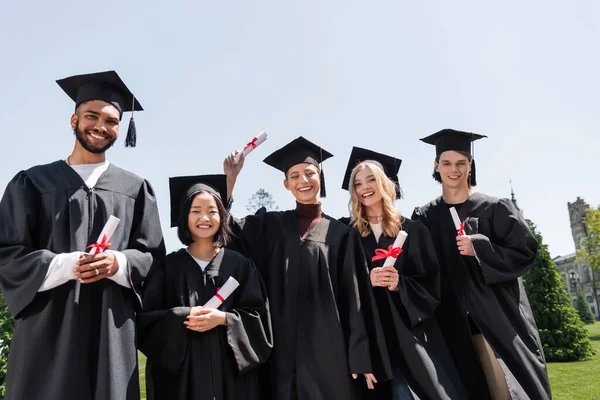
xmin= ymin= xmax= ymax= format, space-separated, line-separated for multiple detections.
xmin=295 ymin=197 xmax=320 ymax=205
xmin=365 ymin=202 xmax=384 ymax=223
xmin=187 ymin=239 xmax=219 ymax=261
xmin=68 ymin=144 xmax=106 ymax=165
xmin=442 ymin=185 xmax=472 ymax=204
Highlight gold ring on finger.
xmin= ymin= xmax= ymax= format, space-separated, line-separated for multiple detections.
xmin=95 ymin=268 xmax=99 ymax=276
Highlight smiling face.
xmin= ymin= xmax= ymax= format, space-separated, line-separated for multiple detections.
xmin=71 ymin=100 xmax=120 ymax=154
xmin=187 ymin=192 xmax=221 ymax=242
xmin=284 ymin=163 xmax=321 ymax=204
xmin=352 ymin=165 xmax=384 ymax=208
xmin=435 ymin=150 xmax=472 ymax=189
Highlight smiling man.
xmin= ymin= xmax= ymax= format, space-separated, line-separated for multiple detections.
xmin=0 ymin=71 xmax=165 ymax=400
xmin=412 ymin=129 xmax=551 ymax=400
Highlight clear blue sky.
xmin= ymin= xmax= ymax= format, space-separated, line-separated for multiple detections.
xmin=1 ymin=0 xmax=599 ymax=258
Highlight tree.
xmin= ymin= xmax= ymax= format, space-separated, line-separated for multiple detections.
xmin=0 ymin=294 xmax=14 ymax=398
xmin=574 ymin=290 xmax=595 ymax=324
xmin=246 ymin=189 xmax=278 ymax=214
xmin=523 ymin=221 xmax=594 ymax=361
xmin=576 ymin=206 xmax=600 ymax=318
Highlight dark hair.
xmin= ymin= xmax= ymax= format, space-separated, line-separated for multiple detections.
xmin=432 ymin=151 xmax=476 ymax=187
xmin=177 ymin=190 xmax=232 ymax=247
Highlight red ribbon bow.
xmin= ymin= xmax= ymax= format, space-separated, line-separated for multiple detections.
xmin=457 ymin=222 xmax=465 ymax=236
xmin=86 ymin=234 xmax=112 ymax=254
xmin=372 ymin=245 xmax=403 ymax=261
xmin=243 ymin=137 xmax=259 ymax=151
xmin=215 ymin=287 xmax=225 ymax=303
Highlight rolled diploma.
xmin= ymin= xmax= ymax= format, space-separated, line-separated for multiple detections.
xmin=383 ymin=230 xmax=408 ymax=267
xmin=203 ymin=276 xmax=240 ymax=309
xmin=233 ymin=131 xmax=268 ymax=164
xmin=449 ymin=207 xmax=463 ymax=235
xmin=88 ymin=215 xmax=121 ymax=255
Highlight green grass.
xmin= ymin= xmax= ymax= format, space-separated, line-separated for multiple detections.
xmin=547 ymin=322 xmax=600 ymax=400
xmin=137 ymin=324 xmax=600 ymax=400
xmin=138 ymin=351 xmax=147 ymax=400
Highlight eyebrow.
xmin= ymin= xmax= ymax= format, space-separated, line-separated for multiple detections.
xmin=83 ymin=110 xmax=101 ymax=116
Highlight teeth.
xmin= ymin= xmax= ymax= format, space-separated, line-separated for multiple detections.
xmin=197 ymin=225 xmax=211 ymax=229
xmin=89 ymin=132 xmax=106 ymax=140
xmin=298 ymin=187 xmax=312 ymax=192
xmin=362 ymin=192 xmax=374 ymax=198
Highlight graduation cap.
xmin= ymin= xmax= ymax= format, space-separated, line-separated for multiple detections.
xmin=263 ymin=136 xmax=333 ymax=197
xmin=168 ymin=174 xmax=228 ymax=227
xmin=56 ymin=70 xmax=142 ymax=148
xmin=341 ymin=146 xmax=403 ymax=199
xmin=420 ymin=129 xmax=487 ymax=186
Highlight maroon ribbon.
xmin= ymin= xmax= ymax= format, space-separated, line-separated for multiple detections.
xmin=243 ymin=136 xmax=259 ymax=151
xmin=457 ymin=222 xmax=465 ymax=236
xmin=215 ymin=287 xmax=225 ymax=303
xmin=86 ymin=234 xmax=111 ymax=254
xmin=372 ymin=245 xmax=403 ymax=261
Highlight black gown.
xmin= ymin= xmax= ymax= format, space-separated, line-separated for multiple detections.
xmin=413 ymin=192 xmax=551 ymax=400
xmin=341 ymin=217 xmax=468 ymax=400
xmin=137 ymin=248 xmax=273 ymax=400
xmin=0 ymin=160 xmax=165 ymax=400
xmin=228 ymin=208 xmax=390 ymax=400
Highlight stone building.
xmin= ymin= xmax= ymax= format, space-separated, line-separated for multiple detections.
xmin=552 ymin=197 xmax=599 ymax=319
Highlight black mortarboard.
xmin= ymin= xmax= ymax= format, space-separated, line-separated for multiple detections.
xmin=263 ymin=136 xmax=333 ymax=197
xmin=56 ymin=70 xmax=142 ymax=147
xmin=420 ymin=129 xmax=487 ymax=186
xmin=420 ymin=129 xmax=486 ymax=156
xmin=341 ymin=146 xmax=403 ymax=199
xmin=169 ymin=174 xmax=228 ymax=227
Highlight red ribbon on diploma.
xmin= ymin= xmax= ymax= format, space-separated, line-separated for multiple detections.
xmin=372 ymin=245 xmax=403 ymax=261
xmin=215 ymin=287 xmax=225 ymax=303
xmin=86 ymin=234 xmax=112 ymax=253
xmin=243 ymin=137 xmax=259 ymax=151
xmin=457 ymin=222 xmax=465 ymax=236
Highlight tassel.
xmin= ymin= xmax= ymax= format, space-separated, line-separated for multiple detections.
xmin=396 ymin=184 xmax=404 ymax=200
xmin=125 ymin=115 xmax=137 ymax=148
xmin=470 ymin=159 xmax=477 ymax=186
xmin=320 ymin=168 xmax=327 ymax=198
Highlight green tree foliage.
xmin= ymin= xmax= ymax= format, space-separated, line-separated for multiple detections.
xmin=524 ymin=221 xmax=594 ymax=361
xmin=576 ymin=207 xmax=600 ymax=318
xmin=575 ymin=290 xmax=595 ymax=325
xmin=0 ymin=294 xmax=14 ymax=398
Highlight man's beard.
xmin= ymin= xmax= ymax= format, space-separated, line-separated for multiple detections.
xmin=74 ymin=121 xmax=117 ymax=154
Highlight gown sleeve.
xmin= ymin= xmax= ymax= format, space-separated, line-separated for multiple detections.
xmin=227 ymin=207 xmax=268 ymax=260
xmin=469 ymin=198 xmax=538 ymax=285
xmin=224 ymin=256 xmax=273 ymax=374
xmin=339 ymin=229 xmax=373 ymax=375
xmin=137 ymin=261 xmax=191 ymax=375
xmin=121 ymin=179 xmax=166 ymax=308
xmin=393 ymin=221 xmax=441 ymax=328
xmin=0 ymin=171 xmax=55 ymax=318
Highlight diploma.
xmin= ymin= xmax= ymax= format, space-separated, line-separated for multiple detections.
xmin=449 ymin=207 xmax=465 ymax=236
xmin=87 ymin=215 xmax=121 ymax=255
xmin=203 ymin=276 xmax=240 ymax=309
xmin=75 ymin=215 xmax=121 ymax=304
xmin=233 ymin=131 xmax=268 ymax=164
xmin=371 ymin=231 xmax=408 ymax=266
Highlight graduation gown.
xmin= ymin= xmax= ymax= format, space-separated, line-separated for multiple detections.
xmin=341 ymin=217 xmax=468 ymax=400
xmin=413 ymin=192 xmax=551 ymax=400
xmin=228 ymin=208 xmax=383 ymax=400
xmin=137 ymin=248 xmax=273 ymax=400
xmin=0 ymin=160 xmax=165 ymax=400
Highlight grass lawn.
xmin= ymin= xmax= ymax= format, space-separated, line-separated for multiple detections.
xmin=138 ymin=323 xmax=600 ymax=399
xmin=547 ymin=321 xmax=600 ymax=399
xmin=138 ymin=351 xmax=147 ymax=400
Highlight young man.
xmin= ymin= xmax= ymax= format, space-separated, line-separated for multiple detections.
xmin=0 ymin=71 xmax=165 ymax=400
xmin=223 ymin=137 xmax=384 ymax=400
xmin=412 ymin=129 xmax=551 ymax=400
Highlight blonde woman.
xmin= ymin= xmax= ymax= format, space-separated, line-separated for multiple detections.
xmin=340 ymin=147 xmax=467 ymax=400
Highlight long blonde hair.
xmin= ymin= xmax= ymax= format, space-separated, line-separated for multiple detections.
xmin=349 ymin=161 xmax=402 ymax=238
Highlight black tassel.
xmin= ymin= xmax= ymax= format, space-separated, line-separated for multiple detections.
xmin=125 ymin=115 xmax=137 ymax=148
xmin=395 ymin=184 xmax=404 ymax=200
xmin=470 ymin=159 xmax=477 ymax=186
xmin=320 ymin=169 xmax=327 ymax=198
